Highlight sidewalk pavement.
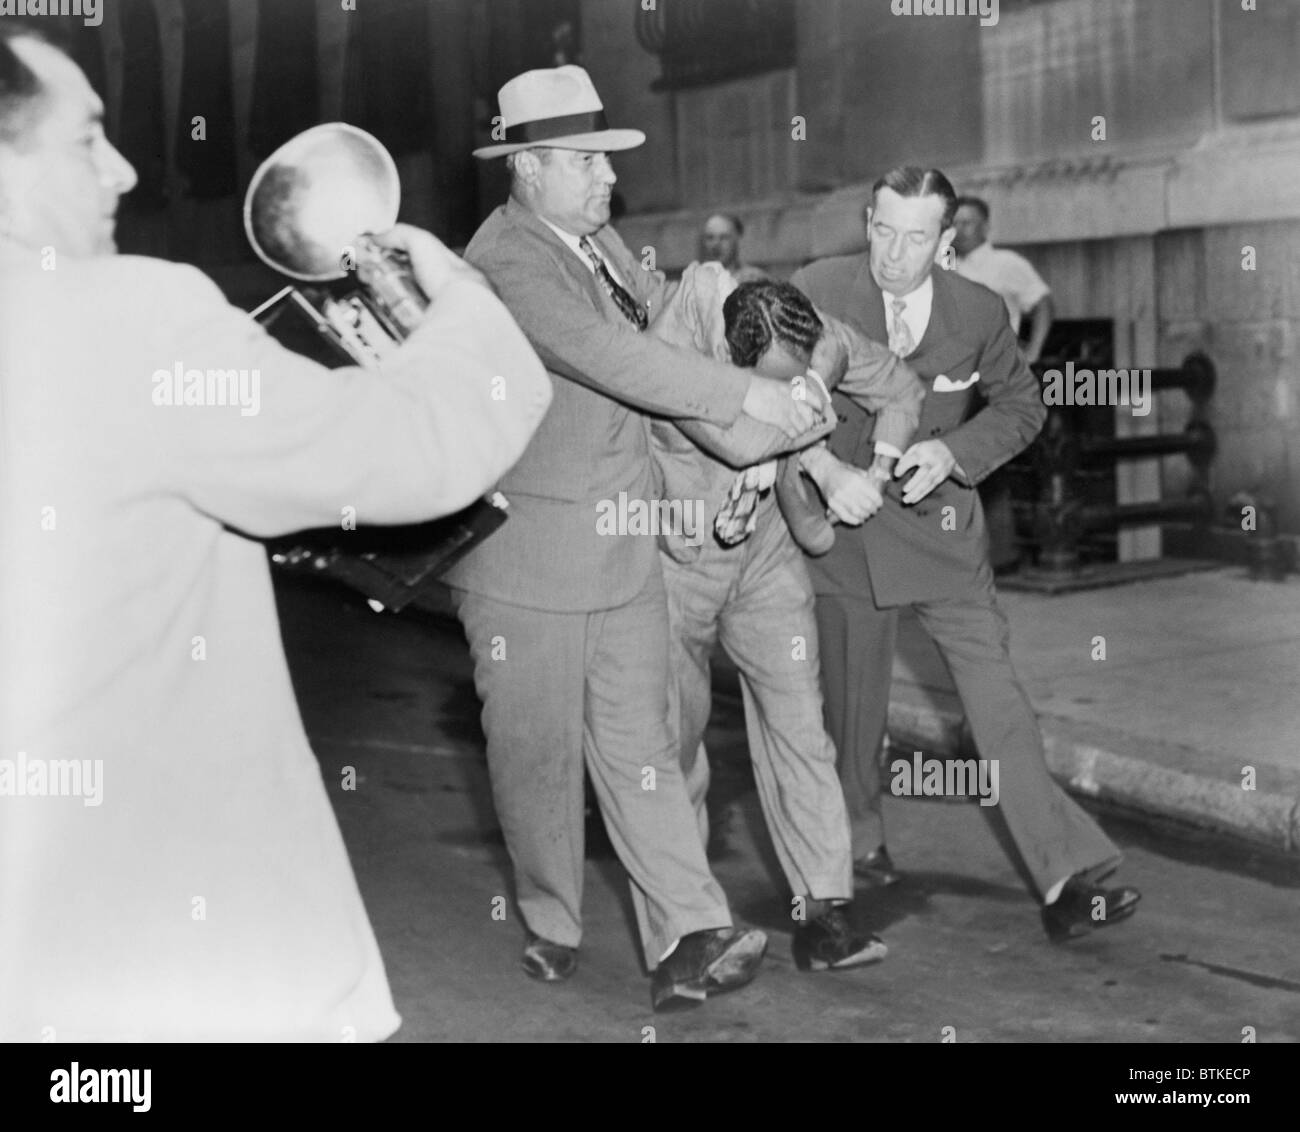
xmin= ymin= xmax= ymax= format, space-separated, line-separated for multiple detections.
xmin=720 ymin=567 xmax=1300 ymax=854
xmin=272 ymin=577 xmax=1300 ymax=1042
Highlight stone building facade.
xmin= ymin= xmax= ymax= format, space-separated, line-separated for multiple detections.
xmin=56 ymin=0 xmax=1300 ymax=537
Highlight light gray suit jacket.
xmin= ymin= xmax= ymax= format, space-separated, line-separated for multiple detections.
xmin=444 ymin=198 xmax=766 ymax=612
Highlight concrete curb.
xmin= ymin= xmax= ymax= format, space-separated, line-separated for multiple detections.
xmin=886 ymin=699 xmax=1300 ymax=856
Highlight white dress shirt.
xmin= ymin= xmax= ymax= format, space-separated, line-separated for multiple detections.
xmin=956 ymin=240 xmax=1050 ymax=334
xmin=880 ymin=273 xmax=934 ymax=352
xmin=881 ymin=273 xmax=972 ymax=480
xmin=539 ymin=217 xmax=632 ymax=290
xmin=866 ymin=276 xmax=935 ymax=462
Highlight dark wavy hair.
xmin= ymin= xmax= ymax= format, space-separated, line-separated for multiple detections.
xmin=0 ymin=21 xmax=58 ymax=150
xmin=723 ymin=280 xmax=823 ymax=369
xmin=870 ymin=165 xmax=959 ymax=231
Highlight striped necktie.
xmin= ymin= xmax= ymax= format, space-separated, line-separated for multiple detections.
xmin=579 ymin=236 xmax=648 ymax=330
xmin=889 ymin=297 xmax=915 ymax=358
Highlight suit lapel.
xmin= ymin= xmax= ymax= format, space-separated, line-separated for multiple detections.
xmin=913 ymin=268 xmax=957 ymax=364
xmin=503 ymin=197 xmax=612 ymax=316
xmin=851 ymin=257 xmax=890 ymax=344
xmin=592 ymin=229 xmax=631 ymax=282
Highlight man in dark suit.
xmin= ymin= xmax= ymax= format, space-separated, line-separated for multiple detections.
xmin=790 ymin=166 xmax=1141 ymax=942
xmin=445 ymin=66 xmax=827 ymax=1010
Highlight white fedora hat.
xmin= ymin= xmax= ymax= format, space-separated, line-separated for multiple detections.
xmin=472 ymin=65 xmax=646 ymax=159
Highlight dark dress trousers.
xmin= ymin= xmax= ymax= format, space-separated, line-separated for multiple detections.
xmin=789 ymin=254 xmax=1120 ymax=897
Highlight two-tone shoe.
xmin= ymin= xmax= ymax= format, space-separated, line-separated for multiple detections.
xmin=1042 ymin=876 xmax=1141 ymax=943
xmin=522 ymin=933 xmax=578 ymax=981
xmin=793 ymin=905 xmax=888 ymax=972
xmin=650 ymin=927 xmax=768 ymax=1012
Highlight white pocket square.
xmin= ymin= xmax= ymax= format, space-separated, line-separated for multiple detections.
xmin=933 ymin=370 xmax=980 ymax=392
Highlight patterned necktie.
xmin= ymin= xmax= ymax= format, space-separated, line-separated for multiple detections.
xmin=579 ymin=236 xmax=648 ymax=331
xmin=888 ymin=297 xmax=915 ymax=358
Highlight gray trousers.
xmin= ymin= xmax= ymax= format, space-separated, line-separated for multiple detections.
xmin=811 ymin=572 xmax=1121 ymax=900
xmin=451 ymin=567 xmax=732 ymax=968
xmin=662 ymin=498 xmax=852 ymax=902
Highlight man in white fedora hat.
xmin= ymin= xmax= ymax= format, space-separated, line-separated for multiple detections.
xmin=444 ymin=65 xmax=828 ymax=1011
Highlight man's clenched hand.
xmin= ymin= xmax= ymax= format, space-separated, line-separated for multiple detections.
xmin=896 ymin=438 xmax=957 ymax=504
xmin=802 ymin=450 xmax=884 ymax=525
xmin=369 ymin=224 xmax=489 ymax=301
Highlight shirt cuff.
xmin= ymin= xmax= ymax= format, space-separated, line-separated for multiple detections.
xmin=873 ymin=441 xmax=903 ymax=460
xmin=804 ymin=368 xmax=835 ymax=418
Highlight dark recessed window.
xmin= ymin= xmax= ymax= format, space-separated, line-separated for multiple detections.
xmin=635 ymin=0 xmax=796 ymax=92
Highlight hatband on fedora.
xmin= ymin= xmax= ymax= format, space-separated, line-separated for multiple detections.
xmin=472 ymin=65 xmax=645 ymax=159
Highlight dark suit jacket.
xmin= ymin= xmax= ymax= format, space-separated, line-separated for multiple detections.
xmin=443 ymin=198 xmax=757 ymax=612
xmin=790 ymin=254 xmax=1045 ymax=607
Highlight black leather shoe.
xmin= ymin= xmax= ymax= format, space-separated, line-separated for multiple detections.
xmin=852 ymin=847 xmax=900 ymax=888
xmin=1042 ymin=876 xmax=1141 ymax=943
xmin=650 ymin=927 xmax=768 ymax=1012
xmin=793 ymin=905 xmax=887 ymax=971
xmin=522 ymin=933 xmax=577 ymax=982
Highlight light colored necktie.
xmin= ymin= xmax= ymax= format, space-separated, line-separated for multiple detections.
xmin=889 ymin=297 xmax=915 ymax=358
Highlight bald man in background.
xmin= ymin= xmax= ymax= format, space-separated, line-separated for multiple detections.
xmin=701 ymin=212 xmax=768 ymax=284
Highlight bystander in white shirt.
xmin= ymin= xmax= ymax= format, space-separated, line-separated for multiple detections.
xmin=955 ymin=240 xmax=1050 ymax=335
